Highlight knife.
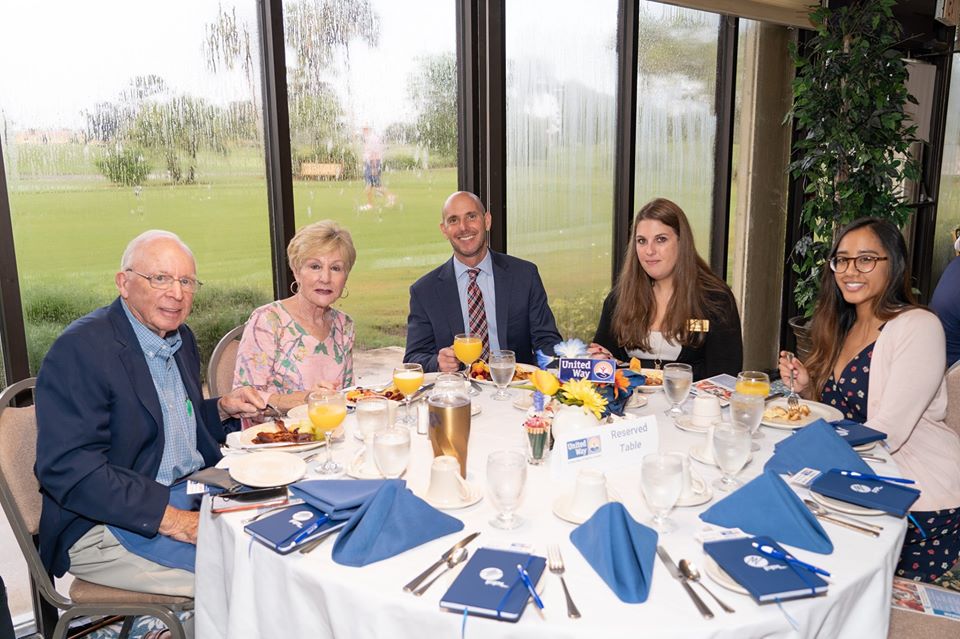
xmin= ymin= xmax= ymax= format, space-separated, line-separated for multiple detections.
xmin=408 ymin=383 xmax=436 ymax=404
xmin=656 ymin=545 xmax=714 ymax=619
xmin=403 ymin=531 xmax=480 ymax=592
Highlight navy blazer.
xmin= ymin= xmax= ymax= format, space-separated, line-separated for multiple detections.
xmin=35 ymin=298 xmax=229 ymax=577
xmin=404 ymin=251 xmax=562 ymax=372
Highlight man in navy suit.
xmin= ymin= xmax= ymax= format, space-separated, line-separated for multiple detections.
xmin=35 ymin=230 xmax=264 ymax=597
xmin=405 ymin=191 xmax=561 ymax=373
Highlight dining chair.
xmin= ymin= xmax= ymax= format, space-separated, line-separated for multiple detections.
xmin=944 ymin=361 xmax=960 ymax=438
xmin=206 ymin=322 xmax=245 ymax=399
xmin=0 ymin=378 xmax=192 ymax=639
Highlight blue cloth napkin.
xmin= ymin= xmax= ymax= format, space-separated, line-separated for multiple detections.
xmin=699 ymin=470 xmax=834 ymax=554
xmin=569 ymin=502 xmax=658 ymax=603
xmin=109 ymin=480 xmax=201 ymax=572
xmin=331 ymin=480 xmax=464 ymax=567
xmin=764 ymin=419 xmax=872 ymax=476
xmin=290 ymin=479 xmax=387 ymax=520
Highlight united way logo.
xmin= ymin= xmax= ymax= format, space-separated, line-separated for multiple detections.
xmin=743 ymin=555 xmax=769 ymax=568
xmin=592 ymin=360 xmax=615 ymax=382
xmin=851 ymin=483 xmax=872 ymax=493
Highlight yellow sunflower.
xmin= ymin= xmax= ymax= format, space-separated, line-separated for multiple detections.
xmin=559 ymin=378 xmax=608 ymax=419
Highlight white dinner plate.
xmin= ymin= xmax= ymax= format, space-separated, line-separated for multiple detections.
xmin=761 ymin=399 xmax=843 ymax=430
xmin=809 ymin=490 xmax=885 ymax=516
xmin=234 ymin=422 xmax=325 ymax=453
xmin=469 ymin=362 xmax=537 ymax=387
xmin=228 ymin=451 xmax=306 ymax=487
xmin=703 ymin=555 xmax=749 ymax=595
xmin=418 ymin=480 xmax=484 ymax=510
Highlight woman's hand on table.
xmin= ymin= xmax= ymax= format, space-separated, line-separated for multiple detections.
xmin=587 ymin=342 xmax=614 ymax=359
xmin=778 ymin=350 xmax=811 ymax=395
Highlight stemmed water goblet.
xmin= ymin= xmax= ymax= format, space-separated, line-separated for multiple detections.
xmin=393 ymin=363 xmax=424 ymax=427
xmin=307 ymin=389 xmax=347 ymax=475
xmin=488 ymin=349 xmax=515 ymax=401
xmin=486 ymin=450 xmax=526 ymax=529
xmin=729 ymin=391 xmax=764 ymax=452
xmin=663 ymin=362 xmax=693 ymax=420
xmin=712 ymin=423 xmax=751 ymax=491
xmin=454 ymin=332 xmax=483 ymax=396
xmin=640 ymin=453 xmax=683 ymax=533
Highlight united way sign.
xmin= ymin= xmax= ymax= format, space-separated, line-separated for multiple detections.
xmin=557 ymin=358 xmax=617 ymax=383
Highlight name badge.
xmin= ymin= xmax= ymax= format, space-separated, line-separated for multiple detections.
xmin=557 ymin=358 xmax=617 ymax=383
xmin=550 ymin=415 xmax=658 ymax=479
xmin=688 ymin=319 xmax=710 ymax=333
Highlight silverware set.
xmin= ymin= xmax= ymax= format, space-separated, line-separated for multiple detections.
xmin=803 ymin=498 xmax=883 ymax=536
xmin=657 ymin=545 xmax=716 ymax=618
xmin=403 ymin=532 xmax=480 ymax=595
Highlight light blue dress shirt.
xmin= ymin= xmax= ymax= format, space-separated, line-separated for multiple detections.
xmin=452 ymin=251 xmax=501 ymax=352
xmin=121 ymin=299 xmax=204 ymax=485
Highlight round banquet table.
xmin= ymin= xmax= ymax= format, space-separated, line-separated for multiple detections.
xmin=195 ymin=383 xmax=906 ymax=639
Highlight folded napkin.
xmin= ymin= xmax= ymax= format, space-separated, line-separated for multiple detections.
xmin=699 ymin=470 xmax=833 ymax=554
xmin=764 ymin=419 xmax=872 ymax=476
xmin=109 ymin=480 xmax=202 ymax=572
xmin=830 ymin=419 xmax=888 ymax=448
xmin=332 ymin=480 xmax=464 ymax=567
xmin=569 ymin=502 xmax=658 ymax=603
xmin=290 ymin=479 xmax=387 ymax=520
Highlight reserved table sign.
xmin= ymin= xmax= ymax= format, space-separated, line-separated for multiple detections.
xmin=557 ymin=357 xmax=618 ymax=383
xmin=550 ymin=415 xmax=658 ymax=479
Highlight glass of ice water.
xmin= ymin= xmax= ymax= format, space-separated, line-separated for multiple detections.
xmin=486 ymin=450 xmax=527 ymax=529
xmin=712 ymin=423 xmax=751 ymax=491
xmin=373 ymin=426 xmax=411 ymax=479
xmin=488 ymin=349 xmax=516 ymax=401
xmin=640 ymin=453 xmax=683 ymax=533
xmin=662 ymin=363 xmax=693 ymax=420
xmin=729 ymin=392 xmax=764 ymax=451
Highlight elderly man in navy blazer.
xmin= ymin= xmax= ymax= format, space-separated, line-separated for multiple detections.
xmin=405 ymin=191 xmax=561 ymax=372
xmin=35 ymin=230 xmax=264 ymax=597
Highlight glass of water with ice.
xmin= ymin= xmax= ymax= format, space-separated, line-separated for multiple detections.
xmin=373 ymin=426 xmax=411 ymax=479
xmin=662 ymin=363 xmax=693 ymax=420
xmin=489 ymin=349 xmax=516 ymax=401
xmin=712 ymin=423 xmax=751 ymax=491
xmin=640 ymin=453 xmax=683 ymax=533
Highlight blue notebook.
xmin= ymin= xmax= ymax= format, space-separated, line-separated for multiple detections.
xmin=831 ymin=421 xmax=887 ymax=448
xmin=439 ymin=547 xmax=546 ymax=622
xmin=703 ymin=536 xmax=828 ymax=603
xmin=243 ymin=503 xmax=337 ymax=554
xmin=810 ymin=470 xmax=920 ymax=517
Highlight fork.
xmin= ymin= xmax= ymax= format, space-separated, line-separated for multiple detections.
xmin=547 ymin=545 xmax=581 ymax=619
xmin=785 ymin=352 xmax=801 ymax=411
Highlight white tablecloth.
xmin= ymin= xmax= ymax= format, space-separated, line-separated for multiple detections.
xmin=195 ymin=386 xmax=906 ymax=638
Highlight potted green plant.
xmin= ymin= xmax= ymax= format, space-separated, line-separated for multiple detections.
xmin=786 ymin=0 xmax=920 ymax=354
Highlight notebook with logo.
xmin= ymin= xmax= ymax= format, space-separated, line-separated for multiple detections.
xmin=703 ymin=536 xmax=828 ymax=603
xmin=810 ymin=470 xmax=920 ymax=517
xmin=243 ymin=503 xmax=334 ymax=554
xmin=439 ymin=547 xmax=546 ymax=622
xmin=830 ymin=421 xmax=888 ymax=448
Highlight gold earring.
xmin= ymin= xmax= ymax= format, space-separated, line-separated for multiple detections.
xmin=341 ymin=286 xmax=349 ymax=299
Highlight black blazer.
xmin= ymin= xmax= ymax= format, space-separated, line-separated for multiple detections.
xmin=592 ymin=287 xmax=743 ymax=379
xmin=404 ymin=251 xmax=562 ymax=372
xmin=35 ymin=298 xmax=231 ymax=577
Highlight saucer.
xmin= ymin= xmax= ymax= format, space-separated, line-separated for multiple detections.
xmin=675 ymin=478 xmax=713 ymax=508
xmin=512 ymin=392 xmax=534 ymax=411
xmin=345 ymin=453 xmax=384 ymax=480
xmin=674 ymin=415 xmax=719 ymax=434
xmin=689 ymin=445 xmax=715 ymax=466
xmin=420 ymin=480 xmax=483 ymax=510
xmin=471 ymin=403 xmax=482 ymax=416
xmin=552 ymin=488 xmax=621 ymax=525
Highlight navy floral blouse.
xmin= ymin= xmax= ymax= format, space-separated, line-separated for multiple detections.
xmin=821 ymin=342 xmax=875 ymax=423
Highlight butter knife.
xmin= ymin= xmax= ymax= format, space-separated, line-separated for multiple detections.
xmin=657 ymin=545 xmax=714 ymax=619
xmin=403 ymin=531 xmax=480 ymax=592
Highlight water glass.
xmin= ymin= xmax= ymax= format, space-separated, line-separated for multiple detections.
xmin=640 ymin=453 xmax=683 ymax=533
xmin=486 ymin=450 xmax=527 ymax=529
xmin=729 ymin=391 xmax=764 ymax=451
xmin=489 ymin=349 xmax=516 ymax=401
xmin=373 ymin=426 xmax=411 ymax=479
xmin=663 ymin=363 xmax=693 ymax=419
xmin=712 ymin=423 xmax=751 ymax=491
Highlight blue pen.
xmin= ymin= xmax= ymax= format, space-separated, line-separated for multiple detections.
xmin=516 ymin=564 xmax=544 ymax=610
xmin=285 ymin=520 xmax=323 ymax=547
xmin=839 ymin=470 xmax=915 ymax=485
xmin=752 ymin=542 xmax=831 ymax=577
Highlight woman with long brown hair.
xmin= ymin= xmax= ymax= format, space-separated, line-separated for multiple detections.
xmin=780 ymin=217 xmax=960 ymax=587
xmin=589 ymin=197 xmax=742 ymax=379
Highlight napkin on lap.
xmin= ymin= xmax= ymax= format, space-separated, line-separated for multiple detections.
xmin=290 ymin=479 xmax=386 ymax=520
xmin=332 ymin=480 xmax=464 ymax=567
xmin=699 ymin=470 xmax=834 ymax=554
xmin=569 ymin=502 xmax=658 ymax=603
xmin=764 ymin=419 xmax=872 ymax=476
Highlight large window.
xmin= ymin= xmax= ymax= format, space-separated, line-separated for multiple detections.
xmin=0 ymin=1 xmax=272 ymax=378
xmin=283 ymin=0 xmax=458 ymax=349
xmin=506 ymin=0 xmax=618 ymax=341
xmin=932 ymin=52 xmax=960 ymax=283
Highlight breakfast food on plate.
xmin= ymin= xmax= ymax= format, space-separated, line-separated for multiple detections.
xmin=629 ymin=358 xmax=663 ymax=386
xmin=252 ymin=419 xmax=316 ymax=444
xmin=345 ymin=386 xmax=403 ymax=403
xmin=469 ymin=361 xmax=533 ymax=383
xmin=763 ymin=403 xmax=811 ymax=422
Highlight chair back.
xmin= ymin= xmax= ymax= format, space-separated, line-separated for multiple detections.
xmin=945 ymin=361 xmax=960 ymax=437
xmin=207 ymin=323 xmax=245 ymax=398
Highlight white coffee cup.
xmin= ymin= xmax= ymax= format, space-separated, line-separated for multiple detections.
xmin=691 ymin=395 xmax=722 ymax=428
xmin=669 ymin=452 xmax=707 ymax=499
xmin=569 ymin=469 xmax=609 ymax=518
xmin=426 ymin=455 xmax=470 ymax=504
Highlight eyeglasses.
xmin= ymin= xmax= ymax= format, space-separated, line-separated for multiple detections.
xmin=828 ymin=255 xmax=889 ymax=274
xmin=126 ymin=269 xmax=203 ymax=293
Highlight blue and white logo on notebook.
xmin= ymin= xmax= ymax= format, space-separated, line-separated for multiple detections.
xmin=744 ymin=555 xmax=769 ymax=568
xmin=851 ymin=483 xmax=882 ymax=494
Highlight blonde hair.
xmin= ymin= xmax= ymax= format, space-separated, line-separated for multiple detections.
xmin=287 ymin=220 xmax=356 ymax=272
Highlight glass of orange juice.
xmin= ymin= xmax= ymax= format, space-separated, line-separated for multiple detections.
xmin=393 ymin=363 xmax=424 ymax=426
xmin=454 ymin=333 xmax=483 ymax=396
xmin=735 ymin=371 xmax=771 ymax=397
xmin=308 ymin=389 xmax=347 ymax=475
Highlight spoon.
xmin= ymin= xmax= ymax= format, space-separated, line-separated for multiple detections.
xmin=679 ymin=559 xmax=735 ymax=613
xmin=803 ymin=498 xmax=882 ymax=535
xmin=413 ymin=548 xmax=468 ymax=596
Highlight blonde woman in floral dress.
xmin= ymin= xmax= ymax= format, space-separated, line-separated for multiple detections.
xmin=233 ymin=220 xmax=356 ymax=420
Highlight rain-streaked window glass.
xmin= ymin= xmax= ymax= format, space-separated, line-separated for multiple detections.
xmin=0 ymin=1 xmax=272 ymax=379
xmin=634 ymin=6 xmax=720 ymax=257
xmin=506 ymin=0 xmax=617 ymax=340
xmin=932 ymin=52 xmax=960 ymax=284
xmin=283 ymin=0 xmax=458 ymax=348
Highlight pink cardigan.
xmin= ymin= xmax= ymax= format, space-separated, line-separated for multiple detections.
xmin=866 ymin=308 xmax=960 ymax=511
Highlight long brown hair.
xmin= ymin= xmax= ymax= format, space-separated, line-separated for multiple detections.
xmin=611 ymin=198 xmax=730 ymax=351
xmin=806 ymin=217 xmax=918 ymax=398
